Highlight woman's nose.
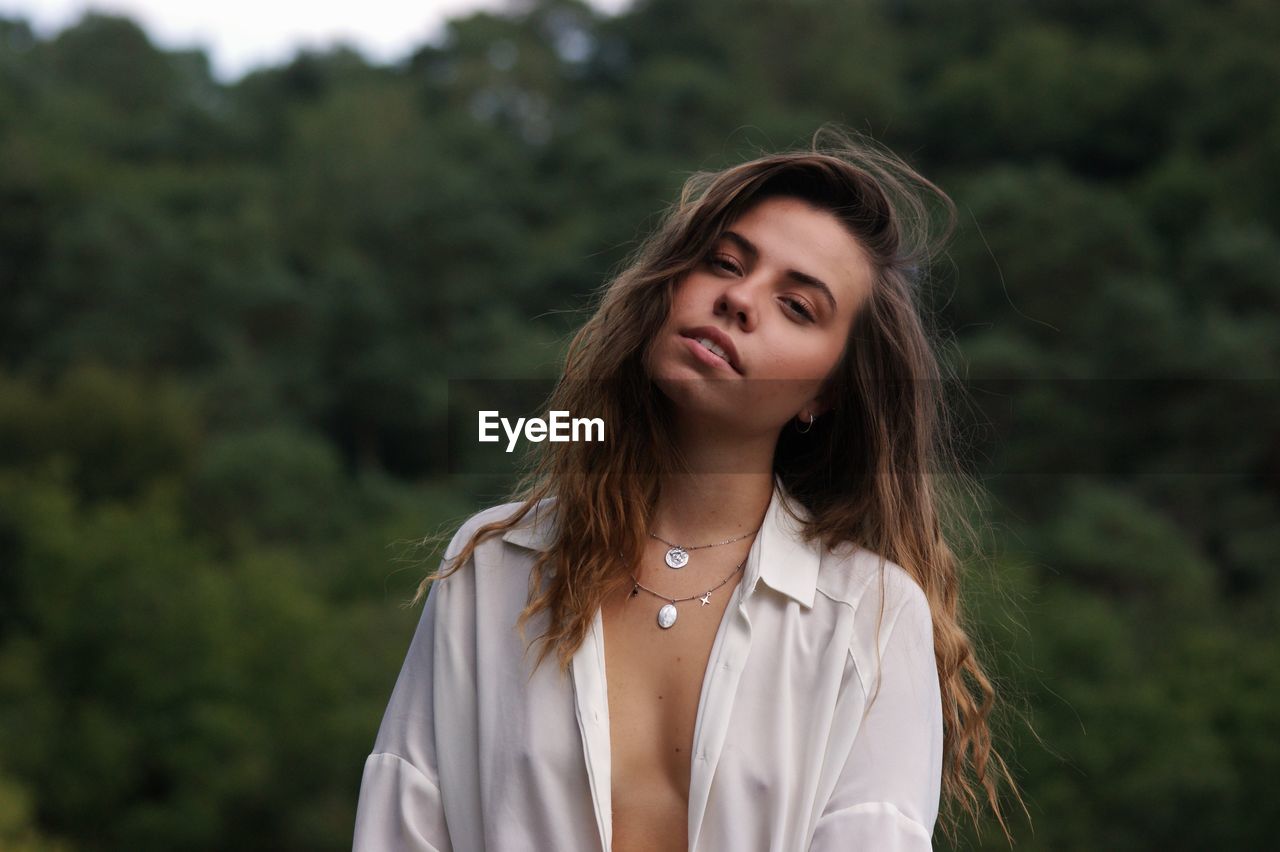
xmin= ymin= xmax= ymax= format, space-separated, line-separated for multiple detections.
xmin=715 ymin=278 xmax=758 ymax=330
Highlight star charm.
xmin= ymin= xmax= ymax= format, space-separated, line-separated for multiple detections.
xmin=699 ymin=592 xmax=712 ymax=606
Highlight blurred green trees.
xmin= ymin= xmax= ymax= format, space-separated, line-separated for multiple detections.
xmin=0 ymin=1 xmax=1276 ymax=848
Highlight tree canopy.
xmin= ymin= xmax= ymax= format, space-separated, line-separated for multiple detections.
xmin=0 ymin=1 xmax=1276 ymax=848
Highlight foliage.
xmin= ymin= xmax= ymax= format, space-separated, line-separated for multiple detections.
xmin=0 ymin=0 xmax=1276 ymax=848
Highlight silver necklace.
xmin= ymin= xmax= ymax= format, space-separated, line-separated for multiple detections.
xmin=649 ymin=527 xmax=758 ymax=569
xmin=629 ymin=558 xmax=745 ymax=629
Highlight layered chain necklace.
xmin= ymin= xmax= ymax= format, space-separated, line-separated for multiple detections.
xmin=628 ymin=524 xmax=761 ymax=630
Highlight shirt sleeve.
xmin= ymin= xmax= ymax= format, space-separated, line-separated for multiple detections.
xmin=353 ymin=575 xmax=455 ymax=852
xmin=809 ymin=577 xmax=944 ymax=852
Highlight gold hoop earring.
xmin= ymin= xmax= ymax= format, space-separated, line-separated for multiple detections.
xmin=796 ymin=412 xmax=815 ymax=434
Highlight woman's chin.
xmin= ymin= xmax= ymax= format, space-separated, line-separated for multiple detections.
xmin=653 ymin=374 xmax=730 ymax=410
xmin=667 ymin=398 xmax=765 ymax=434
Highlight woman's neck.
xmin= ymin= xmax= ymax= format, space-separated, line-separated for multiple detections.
xmin=651 ymin=417 xmax=778 ymax=545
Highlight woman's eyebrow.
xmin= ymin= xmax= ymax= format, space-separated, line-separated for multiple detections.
xmin=719 ymin=230 xmax=839 ymax=312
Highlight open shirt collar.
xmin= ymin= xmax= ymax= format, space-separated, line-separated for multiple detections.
xmin=500 ymin=474 xmax=822 ymax=609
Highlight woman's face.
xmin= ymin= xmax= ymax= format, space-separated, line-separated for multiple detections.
xmin=645 ymin=195 xmax=874 ymax=438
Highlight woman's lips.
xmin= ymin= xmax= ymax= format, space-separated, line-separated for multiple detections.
xmin=681 ymin=334 xmax=739 ymax=375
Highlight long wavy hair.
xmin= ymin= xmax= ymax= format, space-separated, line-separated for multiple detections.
xmin=409 ymin=124 xmax=1030 ymax=845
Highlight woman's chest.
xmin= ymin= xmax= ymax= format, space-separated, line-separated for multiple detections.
xmin=598 ymin=575 xmax=739 ymax=851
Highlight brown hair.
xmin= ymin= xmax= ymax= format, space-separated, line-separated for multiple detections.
xmin=409 ymin=124 xmax=1030 ymax=845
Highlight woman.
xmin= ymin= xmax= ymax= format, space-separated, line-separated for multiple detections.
xmin=354 ymin=126 xmax=1026 ymax=851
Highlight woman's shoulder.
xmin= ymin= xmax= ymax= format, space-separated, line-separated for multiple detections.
xmin=815 ymin=541 xmax=930 ymax=624
xmin=814 ymin=544 xmax=935 ymax=696
xmin=427 ymin=497 xmax=557 ymax=617
xmin=443 ymin=495 xmax=559 ymax=560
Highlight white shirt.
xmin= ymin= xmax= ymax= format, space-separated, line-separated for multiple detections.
xmin=354 ymin=476 xmax=943 ymax=851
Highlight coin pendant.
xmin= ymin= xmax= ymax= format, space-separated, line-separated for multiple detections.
xmin=657 ymin=603 xmax=678 ymax=629
xmin=664 ymin=547 xmax=689 ymax=569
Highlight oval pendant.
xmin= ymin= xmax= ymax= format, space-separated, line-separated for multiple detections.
xmin=664 ymin=547 xmax=689 ymax=569
xmin=657 ymin=603 xmax=678 ymax=629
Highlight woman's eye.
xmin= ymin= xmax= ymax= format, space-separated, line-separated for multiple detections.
xmin=709 ymin=255 xmax=739 ymax=274
xmin=783 ymin=297 xmax=815 ymax=321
